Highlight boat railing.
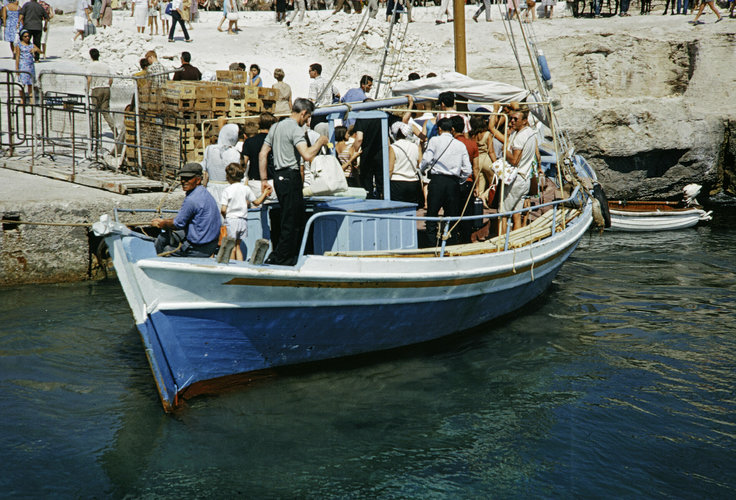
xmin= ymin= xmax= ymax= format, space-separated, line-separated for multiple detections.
xmin=300 ymin=185 xmax=585 ymax=258
xmin=111 ymin=185 xmax=585 ymax=259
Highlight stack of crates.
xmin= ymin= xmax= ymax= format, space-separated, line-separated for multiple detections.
xmin=125 ymin=77 xmax=279 ymax=176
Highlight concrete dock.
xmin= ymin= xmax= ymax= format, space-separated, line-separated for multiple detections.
xmin=0 ymin=166 xmax=184 ymax=286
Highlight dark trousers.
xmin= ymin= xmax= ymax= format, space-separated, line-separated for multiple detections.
xmin=390 ymin=180 xmax=422 ymax=206
xmin=458 ymin=180 xmax=475 ymax=244
xmin=268 ymin=168 xmax=304 ymax=265
xmin=425 ymin=174 xmax=461 ymax=246
xmin=169 ymin=11 xmax=190 ymax=41
xmin=359 ymin=153 xmax=383 ymax=199
xmin=28 ymin=29 xmax=42 ymax=61
xmin=154 ymin=229 xmax=218 ymax=258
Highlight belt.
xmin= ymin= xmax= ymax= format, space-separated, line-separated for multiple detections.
xmin=431 ymin=172 xmax=463 ymax=181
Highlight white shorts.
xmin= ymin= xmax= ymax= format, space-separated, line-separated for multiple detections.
xmin=225 ymin=217 xmax=248 ymax=240
xmin=503 ymin=176 xmax=531 ymax=212
xmin=74 ymin=15 xmax=86 ymax=31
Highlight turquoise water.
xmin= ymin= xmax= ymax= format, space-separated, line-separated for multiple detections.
xmin=2 ymin=209 xmax=735 ymax=498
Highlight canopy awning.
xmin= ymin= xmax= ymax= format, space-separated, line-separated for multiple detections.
xmin=391 ymin=72 xmax=532 ymax=104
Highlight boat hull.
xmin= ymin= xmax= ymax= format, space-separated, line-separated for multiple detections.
xmin=608 ymin=207 xmax=709 ymax=231
xmin=139 ymin=266 xmax=561 ymax=408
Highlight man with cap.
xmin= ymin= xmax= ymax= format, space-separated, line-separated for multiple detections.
xmin=151 ymin=162 xmax=221 ymax=257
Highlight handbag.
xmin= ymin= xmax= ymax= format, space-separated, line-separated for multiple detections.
xmin=491 ymin=159 xmax=518 ymax=186
xmin=84 ymin=21 xmax=97 ymax=37
xmin=164 ymin=2 xmax=172 ymax=14
xmin=226 ymin=12 xmax=238 ymax=20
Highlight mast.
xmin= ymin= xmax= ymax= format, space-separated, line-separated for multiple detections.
xmin=453 ymin=0 xmax=467 ymax=74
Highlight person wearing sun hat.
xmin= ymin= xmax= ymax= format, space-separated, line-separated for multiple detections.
xmin=151 ymin=163 xmax=221 ymax=257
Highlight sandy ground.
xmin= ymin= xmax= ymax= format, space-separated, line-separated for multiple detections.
xmin=0 ymin=4 xmax=732 ymax=101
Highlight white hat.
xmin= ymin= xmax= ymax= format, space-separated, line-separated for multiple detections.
xmin=390 ymin=121 xmax=412 ymax=139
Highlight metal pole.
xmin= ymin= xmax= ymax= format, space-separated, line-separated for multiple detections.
xmin=381 ymin=114 xmax=390 ymax=200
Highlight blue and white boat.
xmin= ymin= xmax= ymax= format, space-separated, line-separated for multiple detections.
xmin=94 ymin=21 xmax=599 ymax=411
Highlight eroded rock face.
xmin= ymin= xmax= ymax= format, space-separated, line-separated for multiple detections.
xmin=538 ymin=31 xmax=736 ymax=201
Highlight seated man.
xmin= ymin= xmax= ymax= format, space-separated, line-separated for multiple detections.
xmin=151 ymin=163 xmax=221 ymax=257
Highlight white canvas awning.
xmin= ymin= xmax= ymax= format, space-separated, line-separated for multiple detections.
xmin=391 ymin=72 xmax=532 ymax=104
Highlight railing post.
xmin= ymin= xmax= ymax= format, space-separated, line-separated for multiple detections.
xmin=439 ymin=221 xmax=449 ymax=257
xmin=503 ymin=215 xmax=512 ymax=251
xmin=134 ymin=79 xmax=143 ymax=176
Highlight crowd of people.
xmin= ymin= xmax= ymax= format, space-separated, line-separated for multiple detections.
xmin=145 ymin=61 xmax=545 ymax=266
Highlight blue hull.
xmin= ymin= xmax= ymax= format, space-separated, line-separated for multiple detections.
xmin=138 ymin=261 xmax=563 ymax=409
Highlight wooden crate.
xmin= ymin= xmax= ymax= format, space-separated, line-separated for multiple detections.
xmin=194 ymin=110 xmax=213 ymax=122
xmin=163 ymin=98 xmax=196 ymax=111
xmin=215 ymin=70 xmax=233 ymax=82
xmin=162 ymin=82 xmax=197 ymax=100
xmin=211 ymin=84 xmax=228 ymax=99
xmin=258 ymin=87 xmax=279 ymax=101
xmin=194 ymin=97 xmax=213 ymax=111
xmin=243 ymin=98 xmax=262 ymax=112
xmin=212 ymin=97 xmax=228 ymax=112
xmin=186 ymin=149 xmax=204 ymax=162
xmin=229 ymin=99 xmax=246 ymax=115
xmin=261 ymin=100 xmax=276 ymax=113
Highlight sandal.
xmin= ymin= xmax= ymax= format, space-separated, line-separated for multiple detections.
xmin=715 ymin=17 xmax=723 ymax=23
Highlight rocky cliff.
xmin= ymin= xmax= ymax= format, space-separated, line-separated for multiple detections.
xmin=467 ymin=17 xmax=736 ymax=201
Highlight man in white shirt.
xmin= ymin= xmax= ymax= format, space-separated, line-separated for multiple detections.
xmin=307 ymin=63 xmax=339 ymax=127
xmin=420 ymin=117 xmax=472 ymax=246
xmin=87 ymin=48 xmax=116 ymax=140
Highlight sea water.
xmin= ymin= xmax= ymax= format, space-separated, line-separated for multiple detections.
xmin=2 ymin=208 xmax=735 ymax=498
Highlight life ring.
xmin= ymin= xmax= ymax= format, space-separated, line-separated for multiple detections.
xmin=592 ymin=183 xmax=611 ymax=228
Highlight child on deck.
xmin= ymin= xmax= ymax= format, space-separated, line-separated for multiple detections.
xmin=220 ymin=163 xmax=272 ymax=261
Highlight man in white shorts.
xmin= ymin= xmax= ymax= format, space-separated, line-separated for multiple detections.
xmin=502 ymin=108 xmax=538 ymax=231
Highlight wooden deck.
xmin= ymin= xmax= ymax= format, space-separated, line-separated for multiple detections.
xmin=2 ymin=160 xmax=164 ymax=195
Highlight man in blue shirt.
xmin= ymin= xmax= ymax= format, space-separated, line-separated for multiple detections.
xmin=152 ymin=163 xmax=221 ymax=257
xmin=341 ymin=75 xmax=373 ymax=104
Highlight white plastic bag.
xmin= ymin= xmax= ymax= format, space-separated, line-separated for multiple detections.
xmin=303 ymin=154 xmax=349 ymax=196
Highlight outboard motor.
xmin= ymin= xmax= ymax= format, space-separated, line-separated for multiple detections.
xmin=683 ymin=184 xmax=702 ymax=206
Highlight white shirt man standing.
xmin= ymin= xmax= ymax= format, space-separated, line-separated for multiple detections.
xmin=87 ymin=47 xmax=116 ymax=140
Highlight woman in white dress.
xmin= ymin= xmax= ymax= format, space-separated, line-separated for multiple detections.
xmin=131 ymin=0 xmax=148 ymax=33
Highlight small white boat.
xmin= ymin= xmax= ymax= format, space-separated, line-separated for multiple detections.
xmin=607 ymin=200 xmax=712 ymax=231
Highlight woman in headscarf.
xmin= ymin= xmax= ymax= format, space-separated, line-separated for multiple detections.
xmin=388 ymin=121 xmax=423 ymax=206
xmin=202 ymin=123 xmax=240 ymax=204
